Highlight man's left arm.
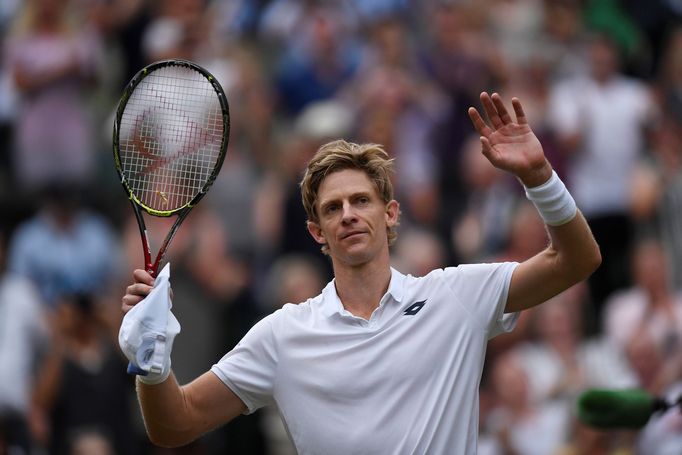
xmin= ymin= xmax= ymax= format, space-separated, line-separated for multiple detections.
xmin=468 ymin=92 xmax=601 ymax=313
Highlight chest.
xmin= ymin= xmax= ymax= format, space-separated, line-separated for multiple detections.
xmin=275 ymin=298 xmax=482 ymax=403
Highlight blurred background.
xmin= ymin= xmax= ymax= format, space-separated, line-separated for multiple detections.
xmin=1 ymin=0 xmax=682 ymax=454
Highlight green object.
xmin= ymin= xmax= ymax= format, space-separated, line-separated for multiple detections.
xmin=584 ymin=0 xmax=642 ymax=57
xmin=577 ymin=389 xmax=655 ymax=429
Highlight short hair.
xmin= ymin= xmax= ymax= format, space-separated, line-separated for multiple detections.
xmin=300 ymin=140 xmax=399 ymax=254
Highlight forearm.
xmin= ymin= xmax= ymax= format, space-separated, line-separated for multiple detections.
xmin=137 ymin=372 xmax=202 ymax=448
xmin=523 ymin=167 xmax=601 ymax=281
xmin=136 ymin=370 xmax=246 ymax=448
xmin=506 ymin=171 xmax=601 ymax=312
xmin=546 ymin=209 xmax=601 ymax=283
xmin=506 ymin=211 xmax=600 ymax=312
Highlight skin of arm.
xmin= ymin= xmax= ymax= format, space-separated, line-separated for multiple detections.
xmin=122 ymin=270 xmax=247 ymax=447
xmin=468 ymin=92 xmax=602 ymax=313
xmin=136 ymin=371 xmax=246 ymax=447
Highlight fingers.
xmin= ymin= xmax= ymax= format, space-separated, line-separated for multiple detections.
xmin=491 ymin=93 xmax=513 ymax=125
xmin=479 ymin=136 xmax=500 ymax=164
xmin=121 ymin=269 xmax=155 ymax=313
xmin=480 ymin=92 xmax=504 ymax=129
xmin=469 ymin=92 xmax=523 ymax=134
xmin=467 ymin=107 xmax=493 ymax=138
xmin=511 ymin=97 xmax=527 ymax=125
xmin=133 ymin=269 xmax=155 ymax=286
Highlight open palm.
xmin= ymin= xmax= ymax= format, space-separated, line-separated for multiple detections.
xmin=468 ymin=92 xmax=551 ymax=187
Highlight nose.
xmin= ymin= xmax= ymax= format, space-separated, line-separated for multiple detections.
xmin=341 ymin=202 xmax=357 ymax=225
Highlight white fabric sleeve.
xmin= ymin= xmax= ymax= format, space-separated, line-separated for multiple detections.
xmin=443 ymin=262 xmax=519 ymax=339
xmin=211 ymin=312 xmax=279 ymax=414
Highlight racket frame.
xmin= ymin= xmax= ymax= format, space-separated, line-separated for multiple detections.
xmin=112 ymin=59 xmax=230 ymax=276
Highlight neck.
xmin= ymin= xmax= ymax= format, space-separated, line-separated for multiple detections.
xmin=332 ymin=254 xmax=392 ymax=320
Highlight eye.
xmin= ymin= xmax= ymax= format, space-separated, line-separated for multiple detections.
xmin=324 ymin=203 xmax=339 ymax=214
xmin=357 ymin=196 xmax=370 ymax=205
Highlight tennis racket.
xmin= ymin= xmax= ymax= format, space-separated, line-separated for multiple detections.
xmin=113 ymin=59 xmax=229 ymax=375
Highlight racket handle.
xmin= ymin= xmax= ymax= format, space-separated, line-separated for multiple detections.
xmin=127 ymin=362 xmax=148 ymax=376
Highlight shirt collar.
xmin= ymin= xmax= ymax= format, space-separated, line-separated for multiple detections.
xmin=320 ymin=267 xmax=406 ymax=317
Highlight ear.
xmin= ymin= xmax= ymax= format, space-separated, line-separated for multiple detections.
xmin=385 ymin=200 xmax=399 ymax=227
xmin=306 ymin=220 xmax=326 ymax=245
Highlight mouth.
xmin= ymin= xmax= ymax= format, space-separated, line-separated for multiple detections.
xmin=341 ymin=231 xmax=366 ymax=240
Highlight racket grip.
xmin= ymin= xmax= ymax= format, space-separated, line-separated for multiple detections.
xmin=127 ymin=362 xmax=149 ymax=376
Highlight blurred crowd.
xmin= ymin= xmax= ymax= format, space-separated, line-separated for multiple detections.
xmin=1 ymin=0 xmax=682 ymax=454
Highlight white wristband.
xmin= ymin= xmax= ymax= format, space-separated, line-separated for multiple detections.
xmin=524 ymin=170 xmax=577 ymax=226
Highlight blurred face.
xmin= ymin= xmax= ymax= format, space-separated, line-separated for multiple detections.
xmin=307 ymin=169 xmax=399 ymax=267
xmin=36 ymin=0 xmax=65 ymax=16
xmin=492 ymin=354 xmax=528 ymax=409
xmin=590 ymin=38 xmax=619 ymax=82
xmin=537 ymin=301 xmax=577 ymax=341
xmin=633 ymin=241 xmax=668 ymax=294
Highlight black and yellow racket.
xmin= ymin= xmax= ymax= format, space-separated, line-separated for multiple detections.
xmin=113 ymin=59 xmax=229 ymax=277
xmin=113 ymin=60 xmax=229 ymax=375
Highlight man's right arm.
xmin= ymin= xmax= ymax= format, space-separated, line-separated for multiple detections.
xmin=121 ymin=268 xmax=247 ymax=447
xmin=137 ymin=371 xmax=246 ymax=448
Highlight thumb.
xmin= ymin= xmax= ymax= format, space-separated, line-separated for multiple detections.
xmin=480 ymin=136 xmax=500 ymax=164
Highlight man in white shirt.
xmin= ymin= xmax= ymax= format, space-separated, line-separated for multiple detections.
xmin=547 ymin=34 xmax=657 ymax=312
xmin=120 ymin=92 xmax=601 ymax=453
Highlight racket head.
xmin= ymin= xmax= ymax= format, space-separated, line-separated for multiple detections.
xmin=113 ymin=59 xmax=230 ymax=218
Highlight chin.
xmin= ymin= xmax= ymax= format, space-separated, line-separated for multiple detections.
xmin=334 ymin=247 xmax=376 ymax=267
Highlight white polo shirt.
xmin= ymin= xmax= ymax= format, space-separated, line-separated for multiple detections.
xmin=211 ymin=262 xmax=519 ymax=454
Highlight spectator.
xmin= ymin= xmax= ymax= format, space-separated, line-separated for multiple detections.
xmin=604 ymin=237 xmax=682 ymax=348
xmin=548 ymin=33 xmax=658 ymax=318
xmin=481 ymin=350 xmax=572 ymax=455
xmin=4 ymin=0 xmax=103 ymax=192
xmin=391 ymin=227 xmax=446 ymax=278
xmin=348 ymin=15 xmax=447 ymax=228
xmin=421 ymin=2 xmax=509 ymax=244
xmin=7 ymin=182 xmax=122 ymax=308
xmin=519 ymin=286 xmax=636 ymax=404
xmin=636 ymin=381 xmax=682 ymax=454
xmin=0 ymin=221 xmax=49 ymax=455
xmin=451 ymin=135 xmax=521 ymax=263
xmin=273 ymin=4 xmax=360 ymax=114
xmin=642 ymin=26 xmax=682 ymax=289
xmin=31 ymin=293 xmax=138 ymax=455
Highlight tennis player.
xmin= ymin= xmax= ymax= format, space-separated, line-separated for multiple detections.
xmin=120 ymin=92 xmax=601 ymax=453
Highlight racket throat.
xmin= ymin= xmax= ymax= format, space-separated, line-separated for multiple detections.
xmin=141 ymin=229 xmax=157 ymax=276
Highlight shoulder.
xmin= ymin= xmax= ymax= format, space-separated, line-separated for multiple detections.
xmin=440 ymin=262 xmax=518 ymax=282
xmin=0 ymin=274 xmax=38 ymax=297
xmin=604 ymin=288 xmax=646 ymax=312
xmin=278 ymin=298 xmax=315 ymax=320
xmin=0 ymin=275 xmax=44 ymax=316
xmin=614 ymin=76 xmax=652 ymax=100
xmin=266 ymin=293 xmax=323 ymax=327
xmin=77 ymin=211 xmax=116 ymax=234
xmin=400 ymin=263 xmax=517 ymax=286
xmin=551 ymin=76 xmax=590 ymax=95
xmin=400 ymin=262 xmax=517 ymax=297
xmin=11 ymin=217 xmax=45 ymax=240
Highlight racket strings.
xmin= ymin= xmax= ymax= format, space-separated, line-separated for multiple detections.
xmin=118 ymin=65 xmax=224 ymax=211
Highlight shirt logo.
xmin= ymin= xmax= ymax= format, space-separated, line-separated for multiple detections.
xmin=403 ymin=300 xmax=427 ymax=316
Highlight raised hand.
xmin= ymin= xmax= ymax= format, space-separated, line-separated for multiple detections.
xmin=468 ymin=92 xmax=552 ymax=187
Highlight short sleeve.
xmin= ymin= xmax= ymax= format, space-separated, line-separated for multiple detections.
xmin=211 ymin=312 xmax=280 ymax=414
xmin=443 ymin=262 xmax=519 ymax=339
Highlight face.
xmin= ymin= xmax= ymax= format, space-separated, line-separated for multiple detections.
xmin=307 ymin=169 xmax=399 ymax=267
xmin=590 ymin=38 xmax=618 ymax=82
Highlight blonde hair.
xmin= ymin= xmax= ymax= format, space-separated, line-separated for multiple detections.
xmin=300 ymin=140 xmax=399 ymax=254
